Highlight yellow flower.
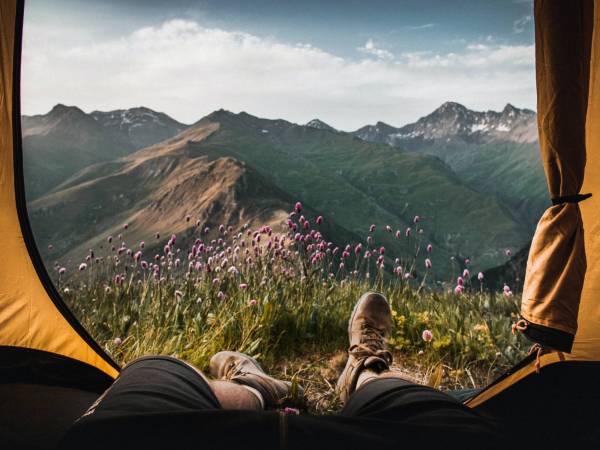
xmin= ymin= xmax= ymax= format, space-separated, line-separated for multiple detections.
xmin=473 ymin=323 xmax=488 ymax=333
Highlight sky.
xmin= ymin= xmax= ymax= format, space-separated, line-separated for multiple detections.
xmin=22 ymin=0 xmax=535 ymax=130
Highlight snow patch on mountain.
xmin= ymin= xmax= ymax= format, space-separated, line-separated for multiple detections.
xmin=353 ymin=102 xmax=537 ymax=145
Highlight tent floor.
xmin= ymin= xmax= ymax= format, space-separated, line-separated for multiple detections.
xmin=0 ymin=383 xmax=98 ymax=450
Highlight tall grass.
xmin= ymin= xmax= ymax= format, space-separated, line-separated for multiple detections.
xmin=56 ymin=203 xmax=527 ymax=410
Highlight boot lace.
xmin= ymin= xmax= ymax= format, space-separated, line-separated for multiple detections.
xmin=349 ymin=323 xmax=392 ymax=364
xmin=223 ymin=360 xmax=248 ymax=380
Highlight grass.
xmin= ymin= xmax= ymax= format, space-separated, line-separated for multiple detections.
xmin=57 ymin=206 xmax=528 ymax=413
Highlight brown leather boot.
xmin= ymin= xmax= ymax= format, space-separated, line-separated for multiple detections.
xmin=336 ymin=292 xmax=393 ymax=404
xmin=209 ymin=351 xmax=302 ymax=408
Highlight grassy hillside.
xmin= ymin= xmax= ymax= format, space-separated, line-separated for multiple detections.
xmin=403 ymin=139 xmax=548 ymax=229
xmin=56 ymin=207 xmax=528 ymax=412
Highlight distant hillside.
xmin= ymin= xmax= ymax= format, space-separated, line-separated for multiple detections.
xmin=22 ymin=104 xmax=188 ymax=199
xmin=353 ymin=102 xmax=548 ymax=228
xmin=29 ymin=108 xmax=535 ymax=280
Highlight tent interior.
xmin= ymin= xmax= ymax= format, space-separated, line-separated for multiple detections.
xmin=1 ymin=0 xmax=600 ymax=448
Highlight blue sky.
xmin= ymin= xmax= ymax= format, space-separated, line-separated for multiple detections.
xmin=22 ymin=0 xmax=535 ymax=129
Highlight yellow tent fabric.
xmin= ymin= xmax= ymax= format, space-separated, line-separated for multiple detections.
xmin=0 ymin=0 xmax=118 ymax=380
xmin=519 ymin=0 xmax=594 ymax=353
xmin=467 ymin=0 xmax=600 ymax=407
xmin=570 ymin=0 xmax=600 ymax=361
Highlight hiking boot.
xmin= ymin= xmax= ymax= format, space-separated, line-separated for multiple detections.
xmin=209 ymin=351 xmax=302 ymax=408
xmin=336 ymin=292 xmax=393 ymax=404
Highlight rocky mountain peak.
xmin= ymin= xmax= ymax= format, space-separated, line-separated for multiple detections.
xmin=305 ymin=118 xmax=336 ymax=132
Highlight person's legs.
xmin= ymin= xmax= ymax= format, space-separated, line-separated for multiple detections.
xmin=60 ymin=356 xmax=283 ymax=450
xmin=209 ymin=380 xmax=263 ymax=410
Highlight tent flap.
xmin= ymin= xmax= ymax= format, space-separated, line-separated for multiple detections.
xmin=519 ymin=0 xmax=594 ymax=353
xmin=0 ymin=0 xmax=118 ymax=385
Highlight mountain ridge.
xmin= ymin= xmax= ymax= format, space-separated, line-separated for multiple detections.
xmin=25 ymin=102 xmax=542 ymax=282
xmin=22 ymin=105 xmax=189 ymax=199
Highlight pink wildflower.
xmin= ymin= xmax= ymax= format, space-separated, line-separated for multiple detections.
xmin=248 ymin=299 xmax=257 ymax=306
xmin=113 ymin=337 xmax=123 ymax=346
xmin=174 ymin=290 xmax=183 ymax=300
xmin=316 ymin=216 xmax=323 ymax=225
xmin=294 ymin=202 xmax=302 ymax=213
xmin=422 ymin=329 xmax=433 ymax=342
xmin=123 ymin=223 xmax=128 ymax=230
xmin=463 ymin=269 xmax=470 ymax=278
xmin=369 ymin=224 xmax=376 ymax=233
xmin=505 ymin=249 xmax=512 ymax=257
xmin=405 ymin=227 xmax=412 ymax=237
xmin=78 ymin=263 xmax=87 ymax=271
xmin=477 ymin=272 xmax=484 ymax=281
xmin=457 ymin=276 xmax=464 ymax=286
xmin=426 ymin=244 xmax=433 ymax=253
xmin=454 ymin=285 xmax=464 ymax=295
xmin=425 ymin=258 xmax=432 ymax=269
xmin=239 ymin=283 xmax=248 ymax=290
xmin=58 ymin=267 xmax=66 ymax=275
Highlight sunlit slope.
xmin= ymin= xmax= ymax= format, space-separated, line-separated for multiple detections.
xmin=28 ymin=122 xmax=361 ymax=270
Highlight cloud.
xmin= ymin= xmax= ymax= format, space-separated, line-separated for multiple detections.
xmin=408 ymin=23 xmax=436 ymax=30
xmin=513 ymin=15 xmax=533 ymax=33
xmin=401 ymin=44 xmax=533 ymax=68
xmin=357 ymin=39 xmax=394 ymax=60
xmin=22 ymin=19 xmax=535 ymax=130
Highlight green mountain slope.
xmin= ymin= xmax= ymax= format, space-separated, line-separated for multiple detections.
xmin=22 ymin=104 xmax=188 ymax=199
xmin=353 ymin=102 xmax=548 ymax=230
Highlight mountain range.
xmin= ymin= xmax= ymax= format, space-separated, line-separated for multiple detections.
xmin=22 ymin=104 xmax=187 ymax=199
xmin=23 ymin=102 xmax=546 ymax=282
